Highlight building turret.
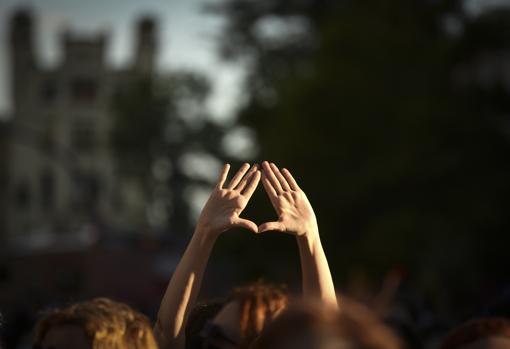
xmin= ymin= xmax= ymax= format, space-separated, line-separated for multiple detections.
xmin=133 ymin=16 xmax=157 ymax=75
xmin=9 ymin=9 xmax=37 ymax=108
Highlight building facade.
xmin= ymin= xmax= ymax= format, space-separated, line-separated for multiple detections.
xmin=5 ymin=9 xmax=157 ymax=243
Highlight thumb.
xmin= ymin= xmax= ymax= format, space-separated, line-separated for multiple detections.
xmin=232 ymin=218 xmax=258 ymax=233
xmin=258 ymin=221 xmax=286 ymax=233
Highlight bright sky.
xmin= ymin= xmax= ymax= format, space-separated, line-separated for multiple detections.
xmin=1 ymin=0 xmax=510 ymax=122
xmin=0 ymin=0 xmax=245 ymax=122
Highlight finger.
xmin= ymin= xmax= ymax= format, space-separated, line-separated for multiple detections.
xmin=282 ymin=168 xmax=300 ymax=191
xmin=234 ymin=164 xmax=258 ymax=191
xmin=262 ymin=161 xmax=283 ymax=194
xmin=216 ymin=163 xmax=230 ymax=189
xmin=227 ymin=163 xmax=250 ymax=189
xmin=262 ymin=174 xmax=280 ymax=213
xmin=232 ymin=218 xmax=258 ymax=233
xmin=241 ymin=170 xmax=261 ymax=198
xmin=270 ymin=163 xmax=291 ymax=191
xmin=258 ymin=221 xmax=286 ymax=233
xmin=261 ymin=174 xmax=279 ymax=208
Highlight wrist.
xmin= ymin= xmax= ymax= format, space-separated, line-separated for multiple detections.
xmin=193 ymin=225 xmax=219 ymax=248
xmin=297 ymin=225 xmax=320 ymax=247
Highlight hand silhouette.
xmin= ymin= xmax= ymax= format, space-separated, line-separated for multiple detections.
xmin=196 ymin=163 xmax=260 ymax=238
xmin=259 ymin=161 xmax=318 ymax=237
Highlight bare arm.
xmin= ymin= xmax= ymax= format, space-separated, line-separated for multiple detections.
xmin=296 ymin=230 xmax=338 ymax=308
xmin=154 ymin=163 xmax=261 ymax=349
xmin=259 ymin=161 xmax=338 ymax=309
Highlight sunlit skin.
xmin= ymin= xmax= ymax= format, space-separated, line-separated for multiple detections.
xmin=155 ymin=162 xmax=337 ymax=349
xmin=155 ymin=163 xmax=260 ymax=349
xmin=195 ymin=163 xmax=260 ymax=236
xmin=259 ymin=162 xmax=318 ymax=236
xmin=39 ymin=325 xmax=91 ymax=349
xmin=260 ymin=161 xmax=338 ymax=308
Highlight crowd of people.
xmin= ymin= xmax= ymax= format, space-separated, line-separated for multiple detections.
xmin=2 ymin=162 xmax=510 ymax=349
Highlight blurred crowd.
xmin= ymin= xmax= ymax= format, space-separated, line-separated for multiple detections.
xmin=1 ymin=162 xmax=510 ymax=349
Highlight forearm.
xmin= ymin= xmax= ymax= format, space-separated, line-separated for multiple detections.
xmin=297 ymin=229 xmax=338 ymax=309
xmin=155 ymin=228 xmax=217 ymax=349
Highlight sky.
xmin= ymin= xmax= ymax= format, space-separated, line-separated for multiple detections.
xmin=1 ymin=0 xmax=510 ymax=122
xmin=0 ymin=0 xmax=245 ymax=122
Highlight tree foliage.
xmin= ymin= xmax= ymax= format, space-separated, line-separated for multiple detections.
xmin=111 ymin=72 xmax=235 ymax=233
xmin=214 ymin=0 xmax=510 ymax=313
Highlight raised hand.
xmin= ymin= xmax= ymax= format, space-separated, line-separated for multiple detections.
xmin=260 ymin=161 xmax=338 ymax=308
xmin=259 ymin=161 xmax=318 ymax=237
xmin=156 ymin=164 xmax=261 ymax=349
xmin=196 ymin=163 xmax=261 ymax=238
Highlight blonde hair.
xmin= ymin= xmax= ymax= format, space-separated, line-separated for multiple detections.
xmin=34 ymin=298 xmax=158 ymax=349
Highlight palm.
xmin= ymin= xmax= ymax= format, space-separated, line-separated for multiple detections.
xmin=196 ymin=164 xmax=260 ymax=237
xmin=259 ymin=162 xmax=318 ymax=236
xmin=275 ymin=193 xmax=315 ymax=233
xmin=204 ymin=190 xmax=249 ymax=231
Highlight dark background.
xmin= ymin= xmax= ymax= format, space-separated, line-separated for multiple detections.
xmin=2 ymin=0 xmax=510 ymax=348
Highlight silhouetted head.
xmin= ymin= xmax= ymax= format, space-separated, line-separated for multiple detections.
xmin=251 ymin=299 xmax=404 ymax=349
xmin=186 ymin=300 xmax=225 ymax=349
xmin=439 ymin=318 xmax=510 ymax=349
xmin=192 ymin=281 xmax=288 ymax=349
xmin=34 ymin=298 xmax=157 ymax=349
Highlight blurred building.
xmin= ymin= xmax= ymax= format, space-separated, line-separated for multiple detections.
xmin=4 ymin=9 xmax=158 ymax=244
xmin=0 ymin=121 xmax=8 ymax=242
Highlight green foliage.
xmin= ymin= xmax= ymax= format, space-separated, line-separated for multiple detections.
xmin=215 ymin=0 xmax=510 ymax=310
xmin=110 ymin=72 xmax=231 ymax=233
xmin=111 ymin=75 xmax=168 ymax=178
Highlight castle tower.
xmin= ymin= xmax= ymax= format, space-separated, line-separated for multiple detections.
xmin=5 ymin=9 xmax=163 ymax=243
xmin=133 ymin=16 xmax=157 ymax=75
xmin=9 ymin=9 xmax=37 ymax=110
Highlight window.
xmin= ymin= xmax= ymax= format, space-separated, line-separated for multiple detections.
xmin=72 ymin=121 xmax=95 ymax=151
xmin=40 ymin=171 xmax=54 ymax=209
xmin=71 ymin=77 xmax=97 ymax=103
xmin=40 ymin=123 xmax=55 ymax=152
xmin=41 ymin=79 xmax=58 ymax=103
xmin=15 ymin=181 xmax=30 ymax=209
xmin=72 ymin=172 xmax=100 ymax=211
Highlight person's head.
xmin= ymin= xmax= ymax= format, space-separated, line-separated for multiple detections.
xmin=251 ymin=299 xmax=404 ymax=349
xmin=195 ymin=281 xmax=288 ymax=349
xmin=186 ymin=300 xmax=225 ymax=349
xmin=34 ymin=297 xmax=158 ymax=349
xmin=439 ymin=318 xmax=510 ymax=349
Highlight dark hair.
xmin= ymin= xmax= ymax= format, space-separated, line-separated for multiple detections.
xmin=186 ymin=281 xmax=289 ymax=349
xmin=439 ymin=317 xmax=510 ymax=349
xmin=185 ymin=300 xmax=225 ymax=349
xmin=251 ymin=299 xmax=404 ymax=349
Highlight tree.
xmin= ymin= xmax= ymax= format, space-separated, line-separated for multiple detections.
xmin=213 ymin=0 xmax=510 ymax=316
xmin=111 ymin=72 xmax=242 ymax=234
